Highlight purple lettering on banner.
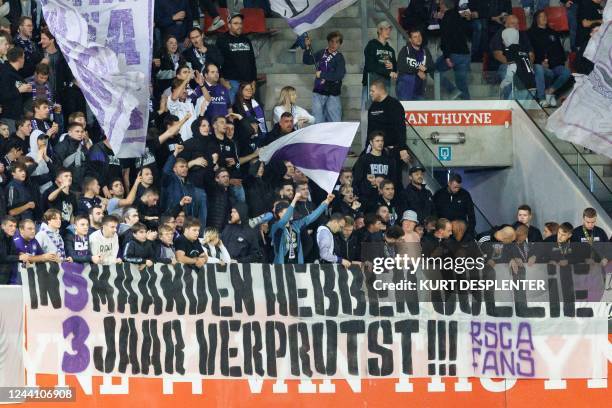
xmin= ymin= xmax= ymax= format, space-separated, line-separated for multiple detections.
xmin=128 ymin=108 xmax=143 ymax=130
xmin=516 ymin=322 xmax=535 ymax=350
xmin=62 ymin=262 xmax=88 ymax=312
xmin=484 ymin=322 xmax=498 ymax=348
xmin=517 ymin=349 xmax=535 ymax=377
xmin=89 ymin=0 xmax=100 ymax=5
xmin=481 ymin=350 xmax=499 ymax=376
xmin=106 ymin=9 xmax=141 ymax=65
xmin=72 ymin=0 xmax=82 ymax=6
xmin=62 ymin=316 xmax=91 ymax=373
xmin=499 ymin=322 xmax=512 ymax=349
xmin=469 ymin=321 xmax=481 ymax=346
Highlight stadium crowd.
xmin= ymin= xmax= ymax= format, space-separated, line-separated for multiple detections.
xmin=0 ymin=1 xmax=610 ymax=285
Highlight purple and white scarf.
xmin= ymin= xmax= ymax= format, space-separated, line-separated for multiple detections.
xmin=242 ymin=99 xmax=268 ymax=135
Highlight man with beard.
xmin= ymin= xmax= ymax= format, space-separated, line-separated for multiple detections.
xmin=220 ymin=203 xmax=264 ymax=263
xmin=404 ymin=165 xmax=434 ymax=222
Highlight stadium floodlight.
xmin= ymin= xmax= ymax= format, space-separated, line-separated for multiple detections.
xmin=430 ymin=132 xmax=466 ymax=144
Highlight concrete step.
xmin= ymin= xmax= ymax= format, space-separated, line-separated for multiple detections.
xmin=564 ymin=153 xmax=612 ymax=166
xmin=266 ymin=16 xmax=364 ymax=29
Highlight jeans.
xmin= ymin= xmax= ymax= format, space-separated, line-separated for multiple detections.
xmin=435 ymin=53 xmax=471 ymax=100
xmin=566 ymin=2 xmax=577 ymax=51
xmin=186 ymin=187 xmax=207 ymax=232
xmin=312 ymin=93 xmax=342 ymax=123
xmin=533 ymin=64 xmax=571 ymax=99
xmin=396 ymin=74 xmax=425 ymax=100
xmin=229 ymin=184 xmax=246 ymax=203
xmin=471 ymin=18 xmax=488 ymax=60
xmin=228 ymin=79 xmax=240 ymax=104
xmin=521 ymin=0 xmax=549 ymax=11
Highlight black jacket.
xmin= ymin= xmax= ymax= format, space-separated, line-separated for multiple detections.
xmin=527 ymin=26 xmax=567 ymax=67
xmin=0 ymin=229 xmax=18 ymax=281
xmin=433 ymin=187 xmax=476 ymax=233
xmin=152 ymin=239 xmax=175 ymax=264
xmin=367 ymin=95 xmax=407 ymax=150
xmin=182 ymin=44 xmax=224 ymax=73
xmin=207 ymin=184 xmax=234 ymax=231
xmin=123 ymin=239 xmax=155 ymax=264
xmin=54 ymin=136 xmax=88 ymax=188
xmin=0 ymin=63 xmax=25 ymax=120
xmin=64 ymin=232 xmax=93 ymax=263
xmin=440 ymin=9 xmax=470 ymax=58
xmin=334 ymin=233 xmax=359 ymax=262
xmin=221 ymin=223 xmax=264 ymax=263
xmin=404 ymin=183 xmax=435 ymax=224
xmin=85 ymin=142 xmax=122 ymax=189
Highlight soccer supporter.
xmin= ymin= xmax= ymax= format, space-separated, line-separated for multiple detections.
xmin=87 ymin=205 xmax=104 ymax=234
xmin=0 ymin=32 xmax=9 ymax=63
xmin=0 ymin=47 xmax=31 ymax=132
xmin=512 ymin=204 xmax=543 ymax=243
xmin=77 ymin=177 xmax=102 ymax=216
xmin=42 ymin=168 xmax=77 ymax=231
xmin=422 ymin=217 xmax=454 ymax=258
xmin=202 ymin=227 xmax=232 ymax=264
xmin=303 ymin=31 xmax=346 ymax=123
xmin=35 ymin=209 xmax=69 ymax=261
xmin=528 ymin=11 xmax=571 ymax=107
xmin=334 ymin=215 xmax=359 ymax=263
xmin=436 ymin=0 xmax=471 ymax=100
xmin=477 ymin=224 xmax=516 ymax=265
xmin=154 ymin=0 xmax=193 ymax=44
xmin=506 ymin=224 xmax=536 ymax=274
xmin=161 ymin=144 xmax=208 ymax=229
xmin=6 ymin=161 xmax=36 ymax=221
xmin=396 ymin=28 xmax=433 ymax=101
xmin=221 ymin=204 xmax=264 ymax=263
xmin=353 ymin=131 xmax=397 ymax=202
xmin=543 ymin=221 xmax=559 ymax=240
xmin=174 ymin=216 xmax=208 ymax=267
xmin=13 ymin=16 xmax=42 ymax=78
xmin=404 ymin=165 xmax=435 ymax=223
xmin=270 ymin=192 xmax=333 ymax=264
xmin=401 ymin=210 xmax=421 ymax=243
xmin=123 ymin=222 xmax=155 ymax=267
xmin=538 ymin=222 xmax=589 ymax=264
xmin=367 ymin=179 xmax=404 ymax=226
xmin=207 ymin=167 xmax=234 ymax=231
xmin=571 ymin=207 xmax=608 ymax=244
xmin=216 ymin=13 xmax=257 ymax=103
xmin=200 ymin=63 xmax=232 ymax=123
xmin=54 ymin=123 xmax=90 ymax=189
xmin=153 ymin=223 xmax=177 ymax=264
xmin=353 ymin=214 xmax=384 ymax=254
xmin=39 ymin=28 xmax=68 ymax=102
xmin=576 ymin=0 xmax=603 ymax=52
xmin=335 ymin=184 xmax=362 ymax=219
xmin=265 ymin=112 xmax=294 ymax=146
xmin=491 ymin=15 xmax=534 ymax=88
xmin=14 ymin=219 xmax=60 ymax=266
xmin=64 ymin=215 xmax=98 ymax=264
xmin=273 ymin=86 xmax=315 ymax=128
xmin=0 ymin=216 xmax=24 ymax=284
xmin=183 ymin=28 xmax=224 ymax=74
xmin=85 ymin=137 xmax=122 ymax=198
xmin=316 ymin=212 xmax=352 ymax=267
xmin=367 ymin=80 xmax=409 ymax=168
xmin=89 ymin=215 xmax=122 ymax=265
xmin=153 ymin=35 xmax=187 ymax=100
xmin=362 ymin=20 xmax=397 ymax=99
xmin=433 ymin=173 xmax=476 ymax=237
xmin=232 ymin=82 xmax=267 ymax=137
xmin=168 ymin=75 xmax=207 ymax=140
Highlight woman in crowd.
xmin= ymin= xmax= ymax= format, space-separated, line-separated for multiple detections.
xmin=201 ymin=227 xmax=232 ymax=265
xmin=232 ymin=82 xmax=268 ymax=137
xmin=528 ymin=10 xmax=571 ymax=107
xmin=153 ymin=35 xmax=187 ymax=101
xmin=273 ymin=86 xmax=316 ymax=128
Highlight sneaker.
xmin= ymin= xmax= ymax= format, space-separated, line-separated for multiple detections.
xmin=548 ymin=94 xmax=558 ymax=107
xmin=207 ymin=16 xmax=225 ymax=32
xmin=539 ymin=99 xmax=551 ymax=108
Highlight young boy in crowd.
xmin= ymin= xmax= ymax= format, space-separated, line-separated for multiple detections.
xmin=65 ymin=215 xmax=100 ymax=264
xmin=175 ymin=217 xmax=208 ymax=267
xmin=89 ymin=215 xmax=122 ymax=265
xmin=35 ymin=209 xmax=70 ymax=262
xmin=153 ymin=223 xmax=177 ymax=264
xmin=123 ymin=222 xmax=155 ymax=268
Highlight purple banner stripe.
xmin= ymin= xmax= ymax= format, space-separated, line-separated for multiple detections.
xmin=288 ymin=0 xmax=346 ymax=27
xmin=270 ymin=142 xmax=349 ymax=172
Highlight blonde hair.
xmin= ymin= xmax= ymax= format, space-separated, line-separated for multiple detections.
xmin=277 ymin=86 xmax=297 ymax=107
xmin=203 ymin=227 xmax=219 ymax=244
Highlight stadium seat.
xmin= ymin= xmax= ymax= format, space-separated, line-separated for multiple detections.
xmin=568 ymin=51 xmax=577 ymax=72
xmin=512 ymin=7 xmax=528 ymax=31
xmin=203 ymin=7 xmax=229 ymax=33
xmin=545 ymin=6 xmax=569 ymax=32
xmin=240 ymin=8 xmax=268 ymax=34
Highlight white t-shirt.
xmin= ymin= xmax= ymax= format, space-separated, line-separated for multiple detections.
xmin=89 ymin=230 xmax=119 ymax=265
xmin=167 ymin=95 xmax=208 ymax=142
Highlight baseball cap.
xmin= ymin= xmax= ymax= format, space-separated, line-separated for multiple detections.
xmin=402 ymin=210 xmax=418 ymax=223
xmin=409 ymin=165 xmax=426 ymax=175
xmin=228 ymin=12 xmax=244 ymax=23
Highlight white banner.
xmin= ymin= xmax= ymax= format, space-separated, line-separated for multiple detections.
xmin=270 ymin=0 xmax=357 ymax=35
xmin=41 ymin=0 xmax=153 ymax=158
xmin=0 ymin=286 xmax=24 ymax=390
xmin=18 ymin=262 xmax=609 ymax=380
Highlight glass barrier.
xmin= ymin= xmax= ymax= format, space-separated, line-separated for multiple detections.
xmin=405 ymin=125 xmax=494 ymax=233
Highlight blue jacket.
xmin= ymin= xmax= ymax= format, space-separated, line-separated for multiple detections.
xmin=161 ymin=154 xmax=196 ymax=213
xmin=270 ymin=202 xmax=328 ymax=264
xmin=154 ymin=0 xmax=193 ymax=41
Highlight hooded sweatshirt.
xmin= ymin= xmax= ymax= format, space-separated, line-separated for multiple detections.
xmin=35 ymin=223 xmax=66 ymax=259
